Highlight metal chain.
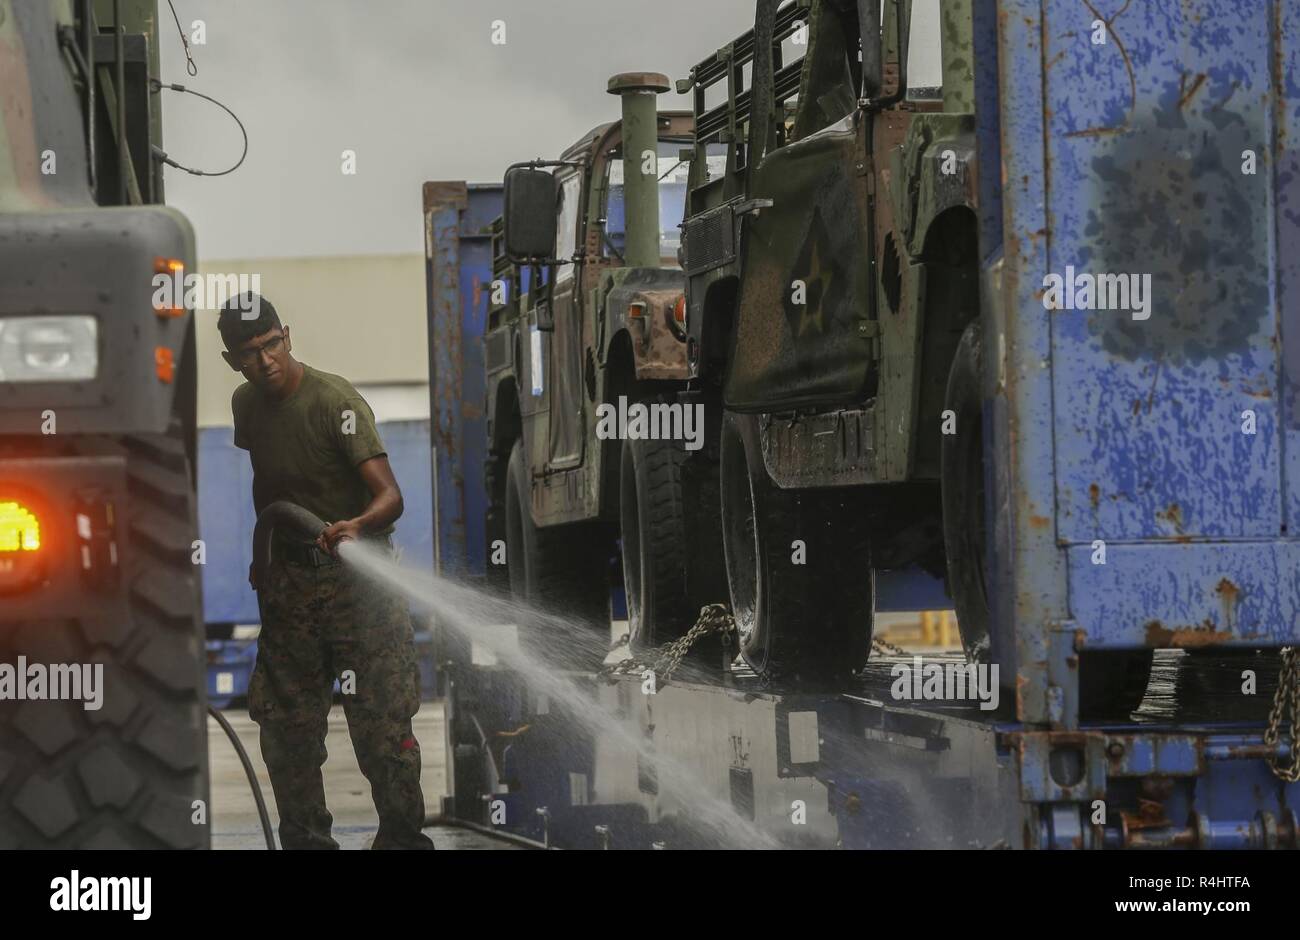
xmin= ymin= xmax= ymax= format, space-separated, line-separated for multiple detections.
xmin=600 ymin=604 xmax=736 ymax=684
xmin=1264 ymin=647 xmax=1300 ymax=782
xmin=871 ymin=635 xmax=909 ymax=657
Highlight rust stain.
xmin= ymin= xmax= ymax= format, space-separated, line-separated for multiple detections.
xmin=1119 ymin=802 xmax=1171 ymax=831
xmin=1144 ymin=619 xmax=1234 ymax=648
xmin=1214 ymin=577 xmax=1240 ymax=601
xmin=1030 ymin=514 xmax=1051 ymax=529
xmin=1155 ymin=503 xmax=1184 ymax=533
xmin=1215 ymin=577 xmax=1240 ymax=632
xmin=1177 ymin=72 xmax=1207 ymax=111
xmin=1089 ymin=483 xmax=1100 ymax=509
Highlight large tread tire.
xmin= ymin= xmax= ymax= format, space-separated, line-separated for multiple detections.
xmin=0 ymin=430 xmax=210 ymax=848
xmin=941 ymin=322 xmax=992 ymax=666
xmin=620 ymin=434 xmax=691 ymax=650
xmin=719 ymin=411 xmax=873 ymax=686
xmin=503 ymin=440 xmax=610 ymax=629
xmin=940 ymin=322 xmax=1152 ymax=718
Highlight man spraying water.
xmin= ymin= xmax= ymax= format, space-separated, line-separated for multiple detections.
xmin=218 ymin=293 xmax=433 ymax=850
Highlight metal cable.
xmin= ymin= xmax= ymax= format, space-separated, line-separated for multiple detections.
xmin=165 ymin=0 xmax=198 ymax=76
xmin=150 ymin=79 xmax=248 ymax=177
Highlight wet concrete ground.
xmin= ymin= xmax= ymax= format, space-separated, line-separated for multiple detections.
xmin=208 ymin=701 xmax=519 ymax=850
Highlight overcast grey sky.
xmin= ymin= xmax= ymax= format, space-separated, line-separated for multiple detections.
xmin=158 ymin=0 xmax=759 ymax=260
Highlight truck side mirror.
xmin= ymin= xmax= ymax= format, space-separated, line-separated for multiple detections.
xmin=503 ymin=166 xmax=559 ymax=263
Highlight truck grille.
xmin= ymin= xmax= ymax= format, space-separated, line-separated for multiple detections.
xmin=682 ymin=204 xmax=736 ymax=276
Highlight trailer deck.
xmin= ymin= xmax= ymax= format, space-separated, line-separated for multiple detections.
xmin=440 ymin=642 xmax=1298 ymax=850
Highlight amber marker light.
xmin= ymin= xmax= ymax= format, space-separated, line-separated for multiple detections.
xmin=0 ymin=500 xmax=41 ymax=553
xmin=153 ymin=257 xmax=186 ymax=318
xmin=155 ymin=346 xmax=175 ymax=383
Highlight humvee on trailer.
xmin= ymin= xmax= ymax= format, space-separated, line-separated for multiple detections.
xmin=679 ymin=0 xmax=1017 ymax=690
xmin=483 ymin=75 xmax=725 ymax=651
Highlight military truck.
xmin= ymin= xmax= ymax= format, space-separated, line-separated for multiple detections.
xmin=483 ymin=73 xmax=726 ymax=652
xmin=678 ymin=0 xmax=991 ymax=688
xmin=0 ymin=0 xmax=208 ymax=847
xmin=678 ymin=0 xmax=1296 ymax=722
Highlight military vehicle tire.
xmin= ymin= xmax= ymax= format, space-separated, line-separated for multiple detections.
xmin=941 ymin=322 xmax=992 ymax=666
xmin=941 ymin=322 xmax=1152 ymax=717
xmin=0 ymin=430 xmax=209 ymax=848
xmin=719 ymin=411 xmax=873 ymax=685
xmin=620 ymin=434 xmax=692 ymax=650
xmin=504 ymin=440 xmax=610 ymax=629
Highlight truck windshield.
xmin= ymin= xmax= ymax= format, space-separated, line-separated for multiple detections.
xmin=602 ymin=141 xmax=726 ymax=263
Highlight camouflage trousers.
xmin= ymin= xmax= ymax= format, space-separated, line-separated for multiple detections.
xmin=250 ymin=547 xmax=434 ymax=850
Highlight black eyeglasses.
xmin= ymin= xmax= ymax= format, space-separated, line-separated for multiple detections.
xmin=236 ymin=333 xmax=285 ymax=366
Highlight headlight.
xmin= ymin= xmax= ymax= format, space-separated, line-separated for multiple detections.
xmin=0 ymin=316 xmax=99 ymax=382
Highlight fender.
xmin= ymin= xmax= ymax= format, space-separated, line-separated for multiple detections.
xmin=599 ymin=267 xmax=688 ymax=382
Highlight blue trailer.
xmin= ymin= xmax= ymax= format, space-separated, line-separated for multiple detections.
xmin=425 ymin=0 xmax=1300 ymax=850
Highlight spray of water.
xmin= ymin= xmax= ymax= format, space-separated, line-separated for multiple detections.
xmin=338 ymin=540 xmax=780 ymax=849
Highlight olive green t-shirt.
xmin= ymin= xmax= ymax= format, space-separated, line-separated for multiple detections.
xmin=232 ymin=364 xmax=392 ymax=539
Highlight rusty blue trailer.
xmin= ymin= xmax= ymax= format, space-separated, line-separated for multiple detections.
xmin=426 ymin=0 xmax=1299 ymax=849
xmin=423 ymin=182 xmax=504 ymax=581
xmin=982 ymin=0 xmax=1300 ymax=723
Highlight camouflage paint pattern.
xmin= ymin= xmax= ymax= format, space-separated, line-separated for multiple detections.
xmin=685 ymin=0 xmax=979 ymax=487
xmin=251 ymin=552 xmax=432 ymax=850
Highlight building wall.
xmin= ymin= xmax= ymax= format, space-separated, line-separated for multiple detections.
xmin=195 ymin=254 xmax=432 ymax=625
xmin=195 ymin=254 xmax=426 ymax=428
xmin=199 ymin=421 xmax=432 ymax=625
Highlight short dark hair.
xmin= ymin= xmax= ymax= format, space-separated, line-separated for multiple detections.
xmin=218 ymin=292 xmax=281 ymax=351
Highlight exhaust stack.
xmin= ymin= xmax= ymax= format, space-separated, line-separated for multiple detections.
xmin=607 ymin=72 xmax=670 ymax=268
